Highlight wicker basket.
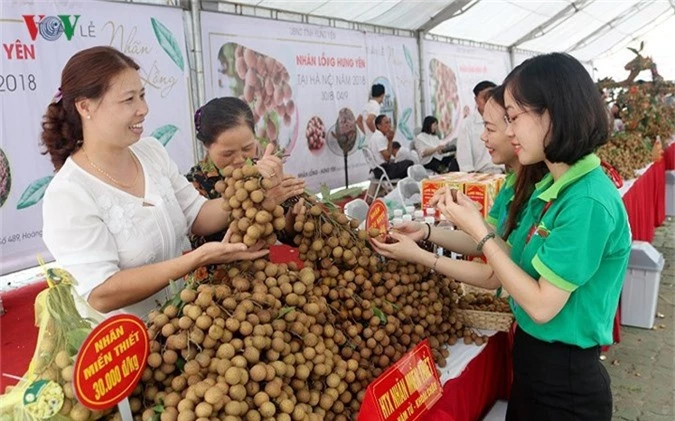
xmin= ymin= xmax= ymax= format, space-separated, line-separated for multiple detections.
xmin=456 ymin=308 xmax=514 ymax=332
xmin=460 ymin=283 xmax=510 ymax=298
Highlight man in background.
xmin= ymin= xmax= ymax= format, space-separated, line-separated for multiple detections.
xmin=456 ymin=80 xmax=503 ymax=173
xmin=368 ymin=115 xmax=413 ymax=180
xmin=357 ymin=83 xmax=385 ymax=140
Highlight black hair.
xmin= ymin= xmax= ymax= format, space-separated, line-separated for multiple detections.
xmin=485 ymin=85 xmax=505 ymax=109
xmin=374 ymin=114 xmax=387 ymax=129
xmin=195 ymin=97 xmax=254 ymax=147
xmin=422 ymin=116 xmax=438 ymax=134
xmin=503 ymin=52 xmax=609 ymax=164
xmin=473 ymin=81 xmax=496 ymax=97
xmin=392 ymin=141 xmax=401 ymax=150
xmin=371 ymin=84 xmax=385 ymax=98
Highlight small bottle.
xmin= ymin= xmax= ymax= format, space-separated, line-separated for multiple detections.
xmin=414 ymin=210 xmax=425 ymax=222
xmin=425 ymin=208 xmax=436 ymax=217
xmin=391 ymin=217 xmax=403 ymax=226
xmin=424 ymin=216 xmax=435 ymax=226
xmin=405 ymin=206 xmax=415 ymax=215
xmin=393 ymin=209 xmax=403 ymax=218
xmin=437 ymin=214 xmax=454 ymax=230
xmin=402 ymin=214 xmax=413 ymax=223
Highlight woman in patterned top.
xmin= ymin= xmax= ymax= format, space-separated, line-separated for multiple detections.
xmin=186 ymin=97 xmax=306 ymax=249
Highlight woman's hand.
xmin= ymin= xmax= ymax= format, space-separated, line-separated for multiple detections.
xmin=436 ymin=187 xmax=490 ymax=241
xmin=197 ymin=229 xmax=269 ymax=265
xmin=268 ymin=174 xmax=306 ymax=206
xmin=389 ymin=221 xmax=426 ymax=242
xmin=257 ymin=143 xmax=283 ymax=186
xmin=371 ymin=231 xmax=425 ymax=263
xmin=284 ymin=197 xmax=307 ymax=234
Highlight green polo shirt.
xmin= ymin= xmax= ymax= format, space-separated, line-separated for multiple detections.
xmin=507 ymin=154 xmax=631 ymax=348
xmin=486 ymin=172 xmax=516 ymax=237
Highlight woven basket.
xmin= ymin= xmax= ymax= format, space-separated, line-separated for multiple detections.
xmin=460 ymin=283 xmax=510 ymax=298
xmin=456 ymin=308 xmax=514 ymax=332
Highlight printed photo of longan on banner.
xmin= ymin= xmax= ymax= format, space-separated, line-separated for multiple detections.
xmin=200 ymin=12 xmax=419 ymax=190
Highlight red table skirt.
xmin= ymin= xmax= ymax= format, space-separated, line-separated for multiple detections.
xmin=424 ymin=332 xmax=513 ymax=421
xmin=622 ymin=158 xmax=666 ymax=243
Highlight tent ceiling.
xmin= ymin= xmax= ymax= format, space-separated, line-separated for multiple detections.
xmin=220 ymin=1 xmax=674 ymax=60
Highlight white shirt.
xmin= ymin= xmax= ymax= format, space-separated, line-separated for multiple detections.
xmin=369 ymin=129 xmax=389 ymax=167
xmin=42 ymin=137 xmax=207 ymax=319
xmin=394 ymin=146 xmax=420 ymax=165
xmin=456 ymin=109 xmax=503 ymax=173
xmin=414 ymin=132 xmax=448 ymax=165
xmin=361 ymin=99 xmax=381 ymax=140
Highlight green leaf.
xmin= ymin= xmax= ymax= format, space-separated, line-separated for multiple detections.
xmin=639 ymin=40 xmax=644 ymax=51
xmin=372 ymin=306 xmax=387 ymax=325
xmin=152 ymin=403 xmax=164 ymax=413
xmin=403 ymin=44 xmax=415 ymax=74
xmin=16 ymin=175 xmax=53 ymax=209
xmin=151 ymin=17 xmax=184 ymax=71
xmin=276 ymin=306 xmax=296 ymax=319
xmin=151 ymin=124 xmax=179 ymax=146
xmin=627 ymin=47 xmax=639 ymax=56
xmin=176 ymin=357 xmax=186 ymax=372
xmin=66 ymin=328 xmax=92 ymax=356
xmin=320 ymin=184 xmax=331 ymax=200
xmin=327 ymin=187 xmax=364 ymax=201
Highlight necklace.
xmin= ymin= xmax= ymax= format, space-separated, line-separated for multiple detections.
xmin=82 ymin=148 xmax=139 ymax=189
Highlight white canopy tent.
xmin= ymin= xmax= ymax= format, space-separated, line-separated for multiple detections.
xmin=202 ymin=0 xmax=675 ymax=80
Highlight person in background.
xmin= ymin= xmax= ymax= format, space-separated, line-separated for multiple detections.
xmin=438 ymin=53 xmax=630 ymax=421
xmin=611 ymin=103 xmax=625 ymax=132
xmin=456 ymin=80 xmax=503 ymax=173
xmin=356 ymin=83 xmax=385 ymax=140
xmin=186 ymin=97 xmax=306 ymax=249
xmin=391 ymin=141 xmax=420 ymax=165
xmin=414 ymin=115 xmax=458 ymax=174
xmin=41 ymin=47 xmax=275 ymax=319
xmin=368 ymin=114 xmax=413 ymax=180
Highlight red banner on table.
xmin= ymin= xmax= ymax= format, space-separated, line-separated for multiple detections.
xmin=358 ymin=339 xmax=442 ymax=421
xmin=366 ymin=199 xmax=389 ymax=234
xmin=74 ymin=314 xmax=149 ymax=410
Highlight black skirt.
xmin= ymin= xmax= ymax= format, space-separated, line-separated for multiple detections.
xmin=506 ymin=327 xmax=612 ymax=421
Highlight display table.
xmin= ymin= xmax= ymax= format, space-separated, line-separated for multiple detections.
xmin=619 ymin=158 xmax=667 ymax=243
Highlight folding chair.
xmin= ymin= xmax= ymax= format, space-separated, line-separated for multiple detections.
xmin=361 ymin=147 xmax=400 ymax=204
xmin=343 ymin=198 xmax=369 ymax=226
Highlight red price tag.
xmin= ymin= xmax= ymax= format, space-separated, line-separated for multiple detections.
xmin=74 ymin=314 xmax=149 ymax=410
xmin=366 ymin=199 xmax=389 ymax=234
xmin=358 ymin=340 xmax=442 ymax=421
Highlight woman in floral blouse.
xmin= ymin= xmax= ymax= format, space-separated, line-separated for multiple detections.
xmin=186 ymin=97 xmax=306 ymax=249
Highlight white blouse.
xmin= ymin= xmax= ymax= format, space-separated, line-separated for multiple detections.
xmin=414 ymin=132 xmax=445 ymax=165
xmin=42 ymin=137 xmax=207 ymax=319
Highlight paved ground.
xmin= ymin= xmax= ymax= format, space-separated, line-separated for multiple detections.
xmin=603 ymin=217 xmax=675 ymax=420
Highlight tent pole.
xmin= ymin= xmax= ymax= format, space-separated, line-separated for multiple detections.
xmin=417 ymin=30 xmax=427 ymax=124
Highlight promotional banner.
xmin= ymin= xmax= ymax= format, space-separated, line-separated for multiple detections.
xmin=422 ymin=40 xmax=511 ymax=141
xmin=0 ymin=1 xmax=194 ymax=275
xmin=200 ymin=12 xmax=419 ymax=190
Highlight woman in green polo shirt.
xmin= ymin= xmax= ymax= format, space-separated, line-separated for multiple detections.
xmin=373 ymin=86 xmax=546 ymax=284
xmin=437 ymin=53 xmax=631 ymax=420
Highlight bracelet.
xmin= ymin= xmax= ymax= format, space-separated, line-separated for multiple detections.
xmin=432 ymin=254 xmax=440 ymax=272
xmin=424 ymin=223 xmax=432 ymax=241
xmin=476 ymin=232 xmax=497 ymax=252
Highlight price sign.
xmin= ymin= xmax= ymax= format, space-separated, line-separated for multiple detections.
xmin=358 ymin=340 xmax=442 ymax=421
xmin=74 ymin=314 xmax=149 ymax=410
xmin=366 ymin=199 xmax=389 ymax=234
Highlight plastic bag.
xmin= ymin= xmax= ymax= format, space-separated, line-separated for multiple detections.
xmin=0 ymin=267 xmax=119 ymax=421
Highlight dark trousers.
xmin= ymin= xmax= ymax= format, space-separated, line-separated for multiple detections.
xmin=506 ymin=327 xmax=612 ymax=421
xmin=372 ymin=159 xmax=413 ymax=180
xmin=424 ymin=156 xmax=458 ymax=174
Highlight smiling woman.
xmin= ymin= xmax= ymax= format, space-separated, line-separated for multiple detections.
xmin=39 ymin=46 xmax=278 ymax=319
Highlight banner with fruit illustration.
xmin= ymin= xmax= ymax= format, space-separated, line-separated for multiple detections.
xmin=0 ymin=1 xmax=193 ymax=274
xmin=200 ymin=12 xmax=420 ymax=190
xmin=421 ymin=40 xmax=511 ymax=140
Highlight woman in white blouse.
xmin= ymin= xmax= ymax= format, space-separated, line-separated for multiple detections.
xmin=40 ymin=46 xmax=277 ymax=318
xmin=414 ymin=116 xmax=458 ymax=174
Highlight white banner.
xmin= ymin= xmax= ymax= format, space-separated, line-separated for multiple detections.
xmin=0 ymin=0 xmax=193 ymax=275
xmin=200 ymin=12 xmax=420 ymax=191
xmin=422 ymin=40 xmax=511 ymax=140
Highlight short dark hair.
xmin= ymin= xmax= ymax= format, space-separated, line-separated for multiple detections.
xmin=503 ymin=53 xmax=609 ymax=165
xmin=371 ymin=84 xmax=385 ymax=98
xmin=485 ymin=85 xmax=505 ymax=109
xmin=195 ymin=97 xmax=254 ymax=147
xmin=422 ymin=116 xmax=438 ymax=134
xmin=392 ymin=141 xmax=402 ymax=150
xmin=473 ymin=81 xmax=496 ymax=97
xmin=374 ymin=114 xmax=387 ymax=129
